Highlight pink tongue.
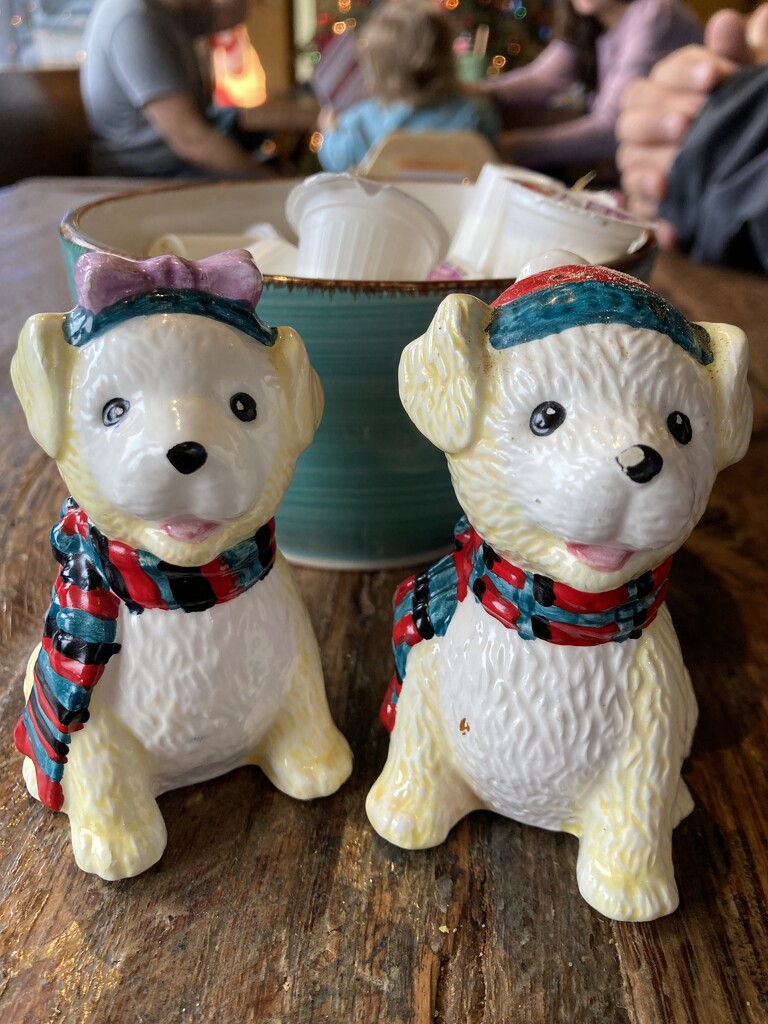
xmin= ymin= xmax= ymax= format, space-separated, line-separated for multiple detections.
xmin=161 ymin=518 xmax=220 ymax=542
xmin=566 ymin=542 xmax=633 ymax=572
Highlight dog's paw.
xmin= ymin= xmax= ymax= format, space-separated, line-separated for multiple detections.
xmin=365 ymin=795 xmax=444 ymax=850
xmin=261 ymin=728 xmax=353 ymax=801
xmin=576 ymin=855 xmax=679 ymax=921
xmin=365 ymin=779 xmax=457 ymax=850
xmin=69 ymin=805 xmax=167 ymax=881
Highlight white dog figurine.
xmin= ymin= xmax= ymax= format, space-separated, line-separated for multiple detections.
xmin=12 ymin=249 xmax=352 ymax=880
xmin=366 ymin=252 xmax=752 ymax=921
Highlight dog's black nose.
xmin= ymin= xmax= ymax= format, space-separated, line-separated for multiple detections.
xmin=167 ymin=441 xmax=208 ymax=475
xmin=616 ymin=445 xmax=663 ymax=483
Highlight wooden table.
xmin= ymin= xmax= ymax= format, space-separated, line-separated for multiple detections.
xmin=1 ymin=178 xmax=766 ymax=1024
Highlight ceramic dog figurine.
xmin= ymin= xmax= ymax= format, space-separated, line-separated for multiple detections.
xmin=12 ymin=249 xmax=352 ymax=880
xmin=366 ymin=252 xmax=752 ymax=921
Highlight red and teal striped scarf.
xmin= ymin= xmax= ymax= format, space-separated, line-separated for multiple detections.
xmin=380 ymin=517 xmax=671 ymax=731
xmin=15 ymin=498 xmax=276 ymax=811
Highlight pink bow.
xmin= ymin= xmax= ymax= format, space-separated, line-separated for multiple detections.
xmin=74 ymin=250 xmax=264 ymax=314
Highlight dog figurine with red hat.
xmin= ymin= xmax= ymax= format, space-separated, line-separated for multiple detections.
xmin=12 ymin=249 xmax=352 ymax=879
xmin=366 ymin=250 xmax=752 ymax=921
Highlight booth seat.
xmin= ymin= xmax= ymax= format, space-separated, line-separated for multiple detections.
xmin=0 ymin=67 xmax=89 ymax=187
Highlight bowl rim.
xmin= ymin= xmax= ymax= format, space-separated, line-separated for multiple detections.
xmin=59 ymin=178 xmax=658 ymax=296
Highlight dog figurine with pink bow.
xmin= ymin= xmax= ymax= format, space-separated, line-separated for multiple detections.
xmin=366 ymin=252 xmax=752 ymax=921
xmin=12 ymin=249 xmax=352 ymax=879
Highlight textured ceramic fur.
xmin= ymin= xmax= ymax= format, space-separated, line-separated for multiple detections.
xmin=366 ymin=252 xmax=752 ymax=921
xmin=12 ymin=251 xmax=352 ymax=880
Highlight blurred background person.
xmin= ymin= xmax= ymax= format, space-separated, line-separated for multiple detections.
xmin=617 ymin=3 xmax=768 ymax=270
xmin=481 ymin=0 xmax=702 ymax=181
xmin=317 ymin=0 xmax=500 ymax=174
xmin=81 ymin=0 xmax=272 ymax=178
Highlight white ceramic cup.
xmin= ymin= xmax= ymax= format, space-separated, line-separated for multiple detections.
xmin=286 ymin=173 xmax=449 ymax=281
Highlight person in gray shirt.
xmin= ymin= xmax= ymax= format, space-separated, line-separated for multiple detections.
xmin=81 ymin=0 xmax=270 ymax=177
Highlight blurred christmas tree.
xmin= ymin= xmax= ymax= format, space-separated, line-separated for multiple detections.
xmin=449 ymin=0 xmax=554 ymax=76
xmin=301 ymin=0 xmax=554 ymax=85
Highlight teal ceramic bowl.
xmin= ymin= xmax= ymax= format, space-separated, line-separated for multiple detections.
xmin=60 ymin=179 xmax=657 ymax=569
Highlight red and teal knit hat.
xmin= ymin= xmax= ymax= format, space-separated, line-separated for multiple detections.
xmin=488 ymin=262 xmax=713 ymax=366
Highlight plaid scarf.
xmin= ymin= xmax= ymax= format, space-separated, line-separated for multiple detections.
xmin=380 ymin=517 xmax=671 ymax=731
xmin=15 ymin=498 xmax=276 ymax=811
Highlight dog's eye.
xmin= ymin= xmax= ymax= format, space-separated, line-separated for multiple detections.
xmin=230 ymin=392 xmax=257 ymax=422
xmin=667 ymin=411 xmax=692 ymax=445
xmin=530 ymin=401 xmax=566 ymax=436
xmin=102 ymin=398 xmax=130 ymax=427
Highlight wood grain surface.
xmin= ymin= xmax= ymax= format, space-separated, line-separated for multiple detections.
xmin=0 ymin=180 xmax=766 ymax=1024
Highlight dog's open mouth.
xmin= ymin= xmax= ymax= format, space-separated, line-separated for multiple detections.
xmin=566 ymin=542 xmax=634 ymax=572
xmin=161 ymin=517 xmax=221 ymax=543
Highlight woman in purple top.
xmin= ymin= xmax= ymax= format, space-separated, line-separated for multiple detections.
xmin=481 ymin=0 xmax=702 ymax=175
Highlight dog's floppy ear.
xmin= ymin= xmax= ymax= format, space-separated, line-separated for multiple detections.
xmin=270 ymin=325 xmax=324 ymax=453
xmin=399 ymin=293 xmax=492 ymax=455
xmin=698 ymin=321 xmax=752 ymax=471
xmin=11 ymin=313 xmax=73 ymax=459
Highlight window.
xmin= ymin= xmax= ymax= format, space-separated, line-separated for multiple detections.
xmin=1 ymin=0 xmax=94 ymax=69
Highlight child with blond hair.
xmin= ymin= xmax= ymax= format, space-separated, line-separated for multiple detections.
xmin=317 ymin=0 xmax=499 ymax=173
